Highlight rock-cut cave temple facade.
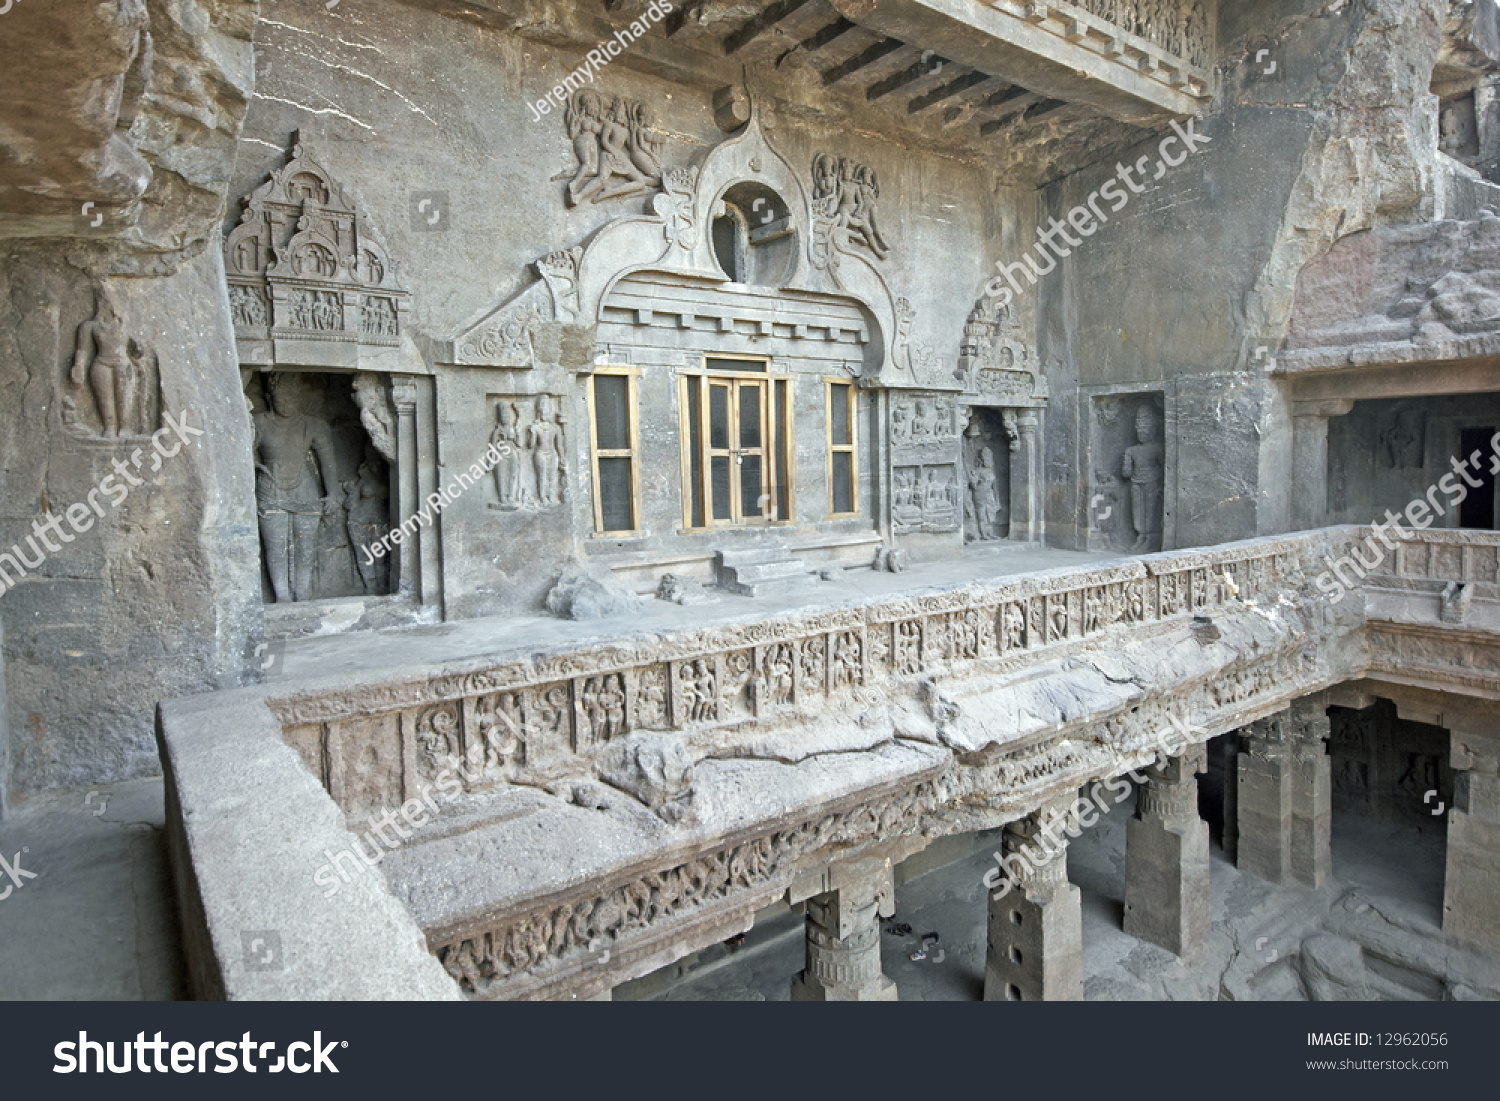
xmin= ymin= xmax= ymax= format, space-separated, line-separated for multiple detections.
xmin=3 ymin=0 xmax=1500 ymax=1000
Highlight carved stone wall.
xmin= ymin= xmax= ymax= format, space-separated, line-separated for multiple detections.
xmin=1328 ymin=700 xmax=1455 ymax=824
xmin=891 ymin=394 xmax=965 ymax=538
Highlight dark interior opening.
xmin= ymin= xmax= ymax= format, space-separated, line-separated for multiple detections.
xmin=1459 ymin=426 xmax=1496 ymax=529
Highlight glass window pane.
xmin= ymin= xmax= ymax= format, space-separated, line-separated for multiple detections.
xmin=593 ymin=374 xmax=630 ymax=451
xmin=830 ymin=383 xmax=851 ymax=447
xmin=741 ymin=455 xmax=763 ymax=518
xmin=739 ymin=384 xmax=762 ymax=449
xmin=709 ymin=386 xmax=729 ymax=450
xmin=598 ymin=457 xmax=634 ymax=531
xmin=687 ymin=382 xmax=703 ymax=529
xmin=711 ymin=456 xmax=732 ymax=520
xmin=832 ymin=452 xmax=854 ymax=514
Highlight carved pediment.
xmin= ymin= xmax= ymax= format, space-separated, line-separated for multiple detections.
xmin=956 ymin=296 xmax=1048 ymax=403
xmin=224 ymin=133 xmax=410 ymax=363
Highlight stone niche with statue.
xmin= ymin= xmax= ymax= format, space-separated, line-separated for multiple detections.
xmin=1088 ymin=388 xmax=1170 ymax=554
xmin=226 ymin=135 xmax=441 ymax=631
xmin=952 ymin=294 xmax=1049 ymax=545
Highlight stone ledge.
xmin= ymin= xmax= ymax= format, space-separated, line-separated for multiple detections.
xmin=157 ymin=694 xmax=461 ymax=1000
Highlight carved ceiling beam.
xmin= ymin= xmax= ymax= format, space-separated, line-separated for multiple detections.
xmin=821 ymin=35 xmax=905 ymax=86
xmin=983 ymin=83 xmax=1033 ymax=110
xmin=906 ymin=69 xmax=995 ymax=114
xmin=977 ymin=92 xmax=1041 ymax=135
xmin=865 ymin=49 xmax=950 ymax=102
xmin=664 ymin=0 xmax=709 ymax=36
xmin=794 ymin=14 xmax=858 ymax=57
xmin=724 ymin=0 xmax=814 ymax=55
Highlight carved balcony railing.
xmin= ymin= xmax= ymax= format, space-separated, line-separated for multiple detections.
xmin=160 ymin=524 xmax=1500 ymax=1001
xmin=267 ymin=536 xmax=1303 ymax=831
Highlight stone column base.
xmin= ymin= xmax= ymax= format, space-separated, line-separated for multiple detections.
xmin=984 ymin=881 xmax=1083 ymax=1001
xmin=789 ymin=857 xmax=898 ymax=1001
xmin=1124 ymin=815 xmax=1210 ymax=959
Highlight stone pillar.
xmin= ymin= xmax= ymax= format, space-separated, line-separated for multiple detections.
xmin=789 ymin=857 xmax=898 ymax=1001
xmin=1290 ymin=400 xmax=1352 ymax=530
xmin=1236 ymin=715 xmax=1291 ymax=883
xmin=1008 ymin=410 xmax=1042 ymax=543
xmin=1443 ymin=715 xmax=1500 ymax=958
xmin=1124 ymin=745 xmax=1210 ymax=958
xmin=1221 ymin=733 xmax=1240 ymax=863
xmin=390 ymin=377 xmax=419 ymax=597
xmin=1288 ymin=699 xmax=1332 ymax=889
xmin=1237 ymin=700 xmax=1331 ymax=888
xmin=984 ymin=805 xmax=1083 ymax=1001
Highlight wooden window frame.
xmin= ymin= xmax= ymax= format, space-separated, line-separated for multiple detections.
xmin=588 ymin=366 xmax=642 ymax=537
xmin=678 ymin=354 xmax=795 ymax=532
xmin=825 ymin=377 xmax=860 ymax=518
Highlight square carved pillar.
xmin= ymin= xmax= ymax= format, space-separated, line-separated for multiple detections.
xmin=1125 ymin=745 xmax=1210 ymax=959
xmin=1236 ymin=716 xmax=1292 ymax=884
xmin=1287 ymin=698 xmax=1332 ymax=889
xmin=984 ymin=804 xmax=1083 ymax=1001
xmin=1290 ymin=399 xmax=1352 ymax=530
xmin=789 ymin=857 xmax=898 ymax=1001
xmin=1444 ymin=715 xmax=1500 ymax=959
xmin=1237 ymin=699 xmax=1331 ymax=889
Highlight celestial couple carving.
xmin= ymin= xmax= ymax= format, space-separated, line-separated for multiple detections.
xmin=811 ymin=153 xmax=890 ymax=269
xmin=490 ymin=396 xmax=566 ymax=510
xmin=67 ymin=286 xmax=160 ymax=439
xmin=564 ymin=91 xmax=666 ymax=206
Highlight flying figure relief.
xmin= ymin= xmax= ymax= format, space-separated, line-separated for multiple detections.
xmin=565 ymin=92 xmax=664 ymax=206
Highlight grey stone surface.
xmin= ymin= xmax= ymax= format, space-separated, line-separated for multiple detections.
xmin=0 ymin=777 xmax=184 ymax=1000
xmin=547 ymin=563 xmax=645 ymax=620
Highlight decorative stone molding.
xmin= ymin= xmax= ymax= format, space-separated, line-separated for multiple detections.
xmin=225 ymin=133 xmax=411 ymax=371
xmin=980 ymin=0 xmax=1214 ymax=96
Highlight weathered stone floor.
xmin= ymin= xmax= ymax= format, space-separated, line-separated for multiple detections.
xmin=622 ymin=791 xmax=1499 ymax=1001
xmin=0 ymin=777 xmax=184 ymax=1000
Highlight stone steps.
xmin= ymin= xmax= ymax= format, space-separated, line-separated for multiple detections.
xmin=715 ymin=548 xmax=811 ymax=597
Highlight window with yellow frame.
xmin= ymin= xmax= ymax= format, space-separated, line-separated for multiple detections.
xmin=587 ymin=367 xmax=641 ymax=536
xmin=678 ymin=355 xmax=793 ymax=530
xmin=825 ymin=378 xmax=858 ymax=517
